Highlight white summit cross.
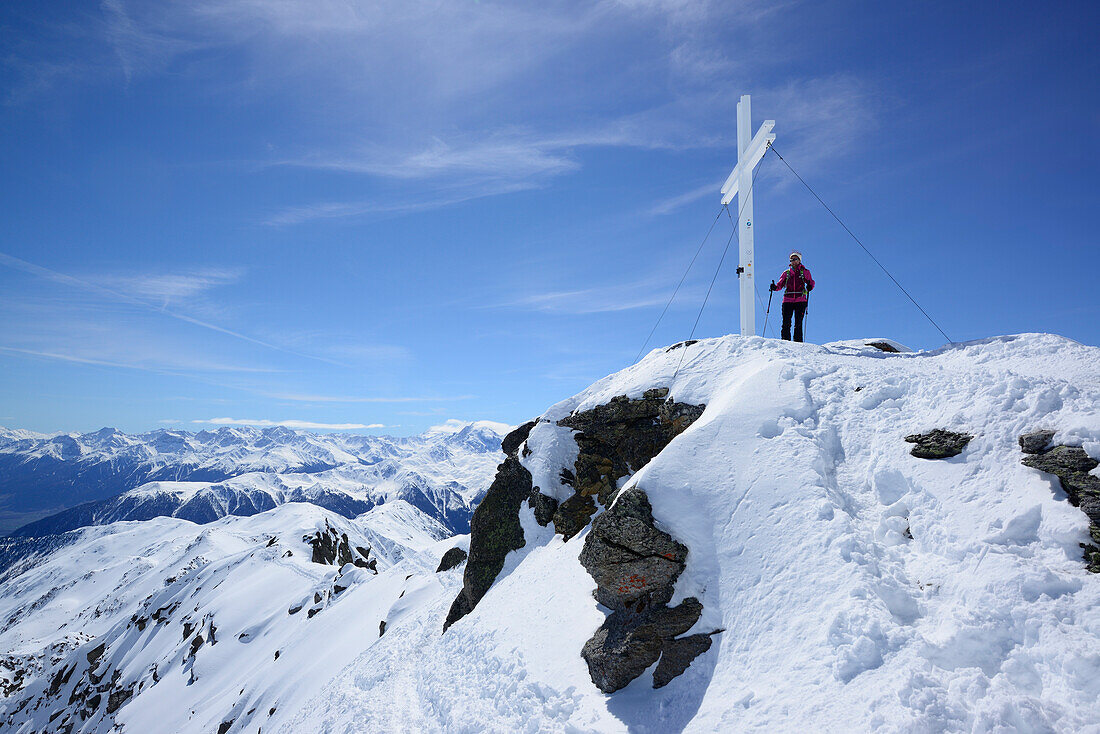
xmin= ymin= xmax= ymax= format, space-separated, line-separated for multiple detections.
xmin=721 ymin=94 xmax=775 ymax=337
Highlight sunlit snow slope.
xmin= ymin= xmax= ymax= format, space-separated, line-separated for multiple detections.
xmin=4 ymin=334 xmax=1099 ymax=733
xmin=296 ymin=334 xmax=1100 ymax=732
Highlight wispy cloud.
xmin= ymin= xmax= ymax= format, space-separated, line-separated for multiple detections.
xmin=94 ymin=268 xmax=244 ymax=307
xmin=265 ymin=392 xmax=475 ymax=404
xmin=0 ymin=345 xmax=274 ymax=374
xmin=101 ymin=0 xmax=196 ymax=82
xmin=499 ymin=272 xmax=711 ymax=315
xmin=264 ymin=181 xmax=538 ymax=226
xmin=0 ymin=252 xmax=341 ymax=365
xmin=77 ymin=0 xmax=849 ymax=223
xmin=290 ymin=133 xmax=582 ymax=181
xmin=191 ymin=417 xmax=382 ymax=430
xmin=648 ymin=182 xmax=720 ymax=216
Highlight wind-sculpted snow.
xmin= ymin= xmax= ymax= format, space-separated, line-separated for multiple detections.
xmin=2 ymin=422 xmax=506 ymax=538
xmin=4 ymin=334 xmax=1100 ymax=732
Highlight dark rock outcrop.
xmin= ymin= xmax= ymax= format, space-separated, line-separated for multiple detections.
xmin=578 ymin=488 xmax=687 ymax=610
xmin=305 ymin=521 xmax=354 ymax=566
xmin=556 ymin=388 xmax=704 ymax=514
xmin=1019 ymin=430 xmax=1056 ymax=455
xmin=528 ymin=490 xmax=558 ymax=527
xmin=552 ymin=493 xmax=597 ymax=542
xmin=443 ymin=391 xmax=703 ymax=633
xmin=501 ymin=420 xmax=537 ymax=458
xmin=1020 ymin=437 xmax=1100 ymax=572
xmin=866 ymin=341 xmax=899 ymax=353
xmin=904 ymin=430 xmax=972 ymax=459
xmin=578 ymin=487 xmax=717 ymax=692
xmin=436 ymin=547 xmax=468 ymax=573
xmin=444 ymin=456 xmax=532 ymax=631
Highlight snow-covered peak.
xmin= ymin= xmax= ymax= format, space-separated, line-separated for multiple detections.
xmin=3 ymin=333 xmax=1098 ymax=732
xmin=0 ymin=420 xmax=510 ymax=536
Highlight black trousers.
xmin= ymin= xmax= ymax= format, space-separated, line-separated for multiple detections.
xmin=781 ymin=301 xmax=807 ymax=342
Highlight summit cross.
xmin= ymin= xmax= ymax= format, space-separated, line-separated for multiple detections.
xmin=720 ymin=95 xmax=775 ymax=337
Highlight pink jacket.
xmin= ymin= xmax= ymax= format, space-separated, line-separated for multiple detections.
xmin=775 ymin=265 xmax=814 ymax=303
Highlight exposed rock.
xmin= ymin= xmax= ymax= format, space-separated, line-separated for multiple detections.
xmin=904 ymin=430 xmax=972 ymax=459
xmin=501 ymin=420 xmax=537 ymax=457
xmin=379 ymin=620 xmax=386 ymax=637
xmin=866 ymin=341 xmax=899 ymax=353
xmin=578 ymin=488 xmax=687 ymax=611
xmin=304 ymin=521 xmax=355 ymax=566
xmin=105 ymin=683 xmax=134 ymax=714
xmin=444 ymin=456 xmax=532 ymax=631
xmin=436 ymin=547 xmax=468 ymax=573
xmin=444 ymin=390 xmax=703 ymax=637
xmin=552 ymin=493 xmax=596 ymax=542
xmin=557 ymin=389 xmax=704 ymax=508
xmin=1085 ymin=526 xmax=1100 ymax=574
xmin=665 ymin=340 xmax=697 ymax=352
xmin=578 ymin=487 xmax=715 ymax=692
xmin=1022 ymin=445 xmax=1100 ymax=522
xmin=217 ymin=720 xmax=233 ymax=734
xmin=1019 ymin=430 xmax=1057 ymax=455
xmin=1020 ymin=439 xmax=1100 ymax=572
xmin=187 ymin=634 xmax=204 ymax=659
xmin=86 ymin=643 xmax=106 ymax=668
xmin=528 ymin=490 xmax=558 ymax=527
xmin=581 ymin=615 xmax=662 ymax=692
xmin=653 ymin=634 xmax=714 ymax=688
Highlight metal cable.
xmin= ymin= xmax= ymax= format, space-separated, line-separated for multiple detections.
xmin=768 ymin=145 xmax=953 ymax=344
xmin=674 ymin=156 xmax=768 ymax=377
xmin=633 ymin=208 xmax=726 ymax=364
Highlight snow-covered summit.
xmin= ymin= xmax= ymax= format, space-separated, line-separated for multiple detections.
xmin=306 ymin=333 xmax=1100 ymax=731
xmin=3 ymin=333 xmax=1099 ymax=732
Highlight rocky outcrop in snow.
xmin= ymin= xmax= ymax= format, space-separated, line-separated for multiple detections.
xmin=435 ymin=548 xmax=467 ymax=573
xmin=443 ymin=422 xmax=534 ymax=631
xmin=1020 ymin=431 xmax=1100 ymax=571
xmin=578 ymin=487 xmax=718 ymax=692
xmin=556 ymin=388 xmax=704 ymax=507
xmin=444 ymin=389 xmax=711 ymax=690
xmin=904 ymin=429 xmax=973 ymax=459
xmin=544 ymin=389 xmax=705 ymax=541
xmin=305 ymin=519 xmax=377 ymax=571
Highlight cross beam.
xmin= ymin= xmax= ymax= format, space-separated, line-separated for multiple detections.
xmin=721 ymin=95 xmax=775 ymax=337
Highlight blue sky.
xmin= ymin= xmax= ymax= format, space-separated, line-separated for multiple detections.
xmin=1 ymin=0 xmax=1097 ymax=435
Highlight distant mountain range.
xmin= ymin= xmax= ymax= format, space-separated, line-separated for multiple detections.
xmin=0 ymin=422 xmax=508 ymax=537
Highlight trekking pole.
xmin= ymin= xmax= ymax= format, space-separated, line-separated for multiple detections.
xmin=803 ymin=294 xmax=809 ymax=342
xmin=763 ymin=281 xmax=775 ymax=336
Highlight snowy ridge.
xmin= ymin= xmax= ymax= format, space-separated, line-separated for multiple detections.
xmin=2 ymin=422 xmax=507 ymax=537
xmin=0 ymin=501 xmax=456 ymax=733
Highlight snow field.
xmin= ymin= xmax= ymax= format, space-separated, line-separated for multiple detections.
xmin=300 ymin=334 xmax=1100 ymax=733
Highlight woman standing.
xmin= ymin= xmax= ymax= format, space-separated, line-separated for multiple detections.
xmin=769 ymin=251 xmax=815 ymax=342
